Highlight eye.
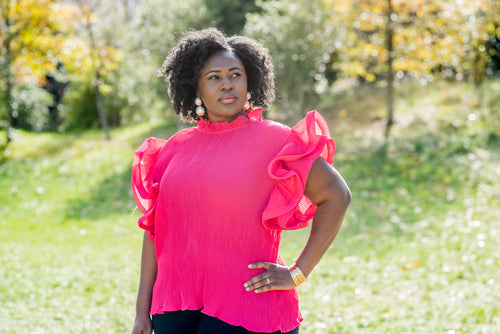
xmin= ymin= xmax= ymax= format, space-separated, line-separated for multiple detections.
xmin=208 ymin=75 xmax=219 ymax=80
xmin=232 ymin=72 xmax=242 ymax=78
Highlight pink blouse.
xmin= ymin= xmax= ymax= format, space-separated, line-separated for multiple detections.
xmin=131 ymin=109 xmax=335 ymax=332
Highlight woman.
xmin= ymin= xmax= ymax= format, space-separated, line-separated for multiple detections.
xmin=131 ymin=28 xmax=351 ymax=334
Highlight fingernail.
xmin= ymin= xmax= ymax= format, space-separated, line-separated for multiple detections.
xmin=244 ymin=282 xmax=248 ymax=288
xmin=245 ymin=287 xmax=250 ymax=291
xmin=248 ymin=264 xmax=253 ymax=268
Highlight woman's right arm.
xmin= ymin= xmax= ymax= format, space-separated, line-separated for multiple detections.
xmin=132 ymin=232 xmax=157 ymax=334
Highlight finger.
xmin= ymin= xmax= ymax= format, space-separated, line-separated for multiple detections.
xmin=248 ymin=261 xmax=273 ymax=269
xmin=244 ymin=272 xmax=271 ymax=290
xmin=247 ymin=276 xmax=273 ymax=293
xmin=244 ymin=262 xmax=273 ymax=289
xmin=254 ymin=277 xmax=273 ymax=293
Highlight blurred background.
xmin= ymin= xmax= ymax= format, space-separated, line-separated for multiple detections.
xmin=1 ymin=0 xmax=499 ymax=143
xmin=0 ymin=0 xmax=499 ymax=333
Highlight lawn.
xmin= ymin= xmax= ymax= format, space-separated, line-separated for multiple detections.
xmin=0 ymin=80 xmax=499 ymax=333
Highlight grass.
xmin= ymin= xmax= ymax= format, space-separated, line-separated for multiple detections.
xmin=1 ymin=79 xmax=499 ymax=333
xmin=0 ymin=122 xmax=178 ymax=333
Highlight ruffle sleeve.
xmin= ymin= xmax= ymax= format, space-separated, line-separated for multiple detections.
xmin=263 ymin=110 xmax=335 ymax=230
xmin=131 ymin=137 xmax=167 ymax=241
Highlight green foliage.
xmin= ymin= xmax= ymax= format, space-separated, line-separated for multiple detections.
xmin=204 ymin=0 xmax=260 ymax=35
xmin=0 ymin=0 xmax=65 ymax=78
xmin=2 ymin=0 xmax=499 ymax=137
xmin=62 ymin=81 xmax=99 ymax=130
xmin=0 ymin=0 xmax=68 ymax=143
xmin=107 ymin=0 xmax=213 ymax=125
xmin=102 ymin=49 xmax=172 ymax=126
xmin=133 ymin=0 xmax=212 ymax=62
xmin=245 ymin=0 xmax=336 ymax=120
xmin=60 ymin=76 xmax=139 ymax=131
xmin=486 ymin=22 xmax=500 ymax=75
xmin=323 ymin=0 xmax=498 ymax=85
xmin=10 ymin=83 xmax=52 ymax=132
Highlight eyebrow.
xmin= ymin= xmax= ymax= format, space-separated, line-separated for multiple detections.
xmin=204 ymin=67 xmax=243 ymax=77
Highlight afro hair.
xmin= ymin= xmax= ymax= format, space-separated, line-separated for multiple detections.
xmin=157 ymin=28 xmax=275 ymax=122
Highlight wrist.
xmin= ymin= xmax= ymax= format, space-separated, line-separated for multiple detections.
xmin=288 ymin=263 xmax=308 ymax=287
xmin=135 ymin=309 xmax=150 ymax=317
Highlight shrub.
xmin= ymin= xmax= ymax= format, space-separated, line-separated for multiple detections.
xmin=10 ymin=83 xmax=52 ymax=132
xmin=62 ymin=81 xmax=99 ymax=131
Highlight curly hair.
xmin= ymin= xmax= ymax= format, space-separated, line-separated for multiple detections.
xmin=157 ymin=28 xmax=275 ymax=122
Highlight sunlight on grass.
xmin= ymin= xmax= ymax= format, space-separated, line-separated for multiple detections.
xmin=0 ymin=121 xmax=178 ymax=333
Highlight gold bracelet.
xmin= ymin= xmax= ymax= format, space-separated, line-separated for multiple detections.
xmin=288 ymin=263 xmax=308 ymax=286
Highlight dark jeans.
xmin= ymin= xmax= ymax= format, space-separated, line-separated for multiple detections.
xmin=152 ymin=309 xmax=300 ymax=334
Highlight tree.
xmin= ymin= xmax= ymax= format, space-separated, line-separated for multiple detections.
xmin=125 ymin=0 xmax=211 ymax=127
xmin=0 ymin=0 xmax=64 ymax=152
xmin=453 ymin=0 xmax=499 ymax=85
xmin=132 ymin=0 xmax=210 ymax=64
xmin=324 ymin=0 xmax=415 ymax=142
xmin=323 ymin=0 xmax=498 ymax=144
xmin=59 ymin=0 xmax=150 ymax=130
xmin=245 ymin=0 xmax=336 ymax=121
xmin=204 ymin=0 xmax=260 ymax=35
xmin=60 ymin=0 xmax=125 ymax=140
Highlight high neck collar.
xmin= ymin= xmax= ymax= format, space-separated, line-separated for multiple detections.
xmin=197 ymin=109 xmax=263 ymax=133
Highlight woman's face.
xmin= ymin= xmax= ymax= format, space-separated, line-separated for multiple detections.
xmin=197 ymin=50 xmax=248 ymax=122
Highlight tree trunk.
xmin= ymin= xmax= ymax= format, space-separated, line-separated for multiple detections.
xmin=5 ymin=76 xmax=14 ymax=144
xmin=384 ymin=0 xmax=395 ymax=142
xmin=86 ymin=14 xmax=110 ymax=140
xmin=2 ymin=0 xmax=15 ymax=148
xmin=96 ymin=71 xmax=110 ymax=140
xmin=4 ymin=48 xmax=14 ymax=144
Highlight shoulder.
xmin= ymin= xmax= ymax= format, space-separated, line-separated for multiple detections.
xmin=255 ymin=118 xmax=291 ymax=139
xmin=168 ymin=126 xmax=197 ymax=141
xmin=138 ymin=129 xmax=195 ymax=180
xmin=134 ymin=127 xmax=196 ymax=163
xmin=246 ymin=119 xmax=291 ymax=151
xmin=134 ymin=137 xmax=168 ymax=160
xmin=262 ymin=119 xmax=291 ymax=131
xmin=166 ymin=126 xmax=197 ymax=144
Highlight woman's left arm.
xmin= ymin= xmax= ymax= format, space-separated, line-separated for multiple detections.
xmin=245 ymin=157 xmax=351 ymax=293
xmin=292 ymin=157 xmax=351 ymax=277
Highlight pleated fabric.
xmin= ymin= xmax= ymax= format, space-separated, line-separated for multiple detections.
xmin=131 ymin=109 xmax=335 ymax=333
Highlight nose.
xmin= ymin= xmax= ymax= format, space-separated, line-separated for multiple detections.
xmin=221 ymin=77 xmax=232 ymax=90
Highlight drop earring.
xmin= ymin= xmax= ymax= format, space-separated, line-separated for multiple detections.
xmin=244 ymin=92 xmax=251 ymax=110
xmin=195 ymin=97 xmax=205 ymax=117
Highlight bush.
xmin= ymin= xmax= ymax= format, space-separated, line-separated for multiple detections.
xmin=62 ymin=81 xmax=99 ymax=131
xmin=245 ymin=0 xmax=337 ymax=121
xmin=10 ymin=83 xmax=52 ymax=132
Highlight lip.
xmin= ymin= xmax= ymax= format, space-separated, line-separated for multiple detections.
xmin=219 ymin=95 xmax=237 ymax=104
